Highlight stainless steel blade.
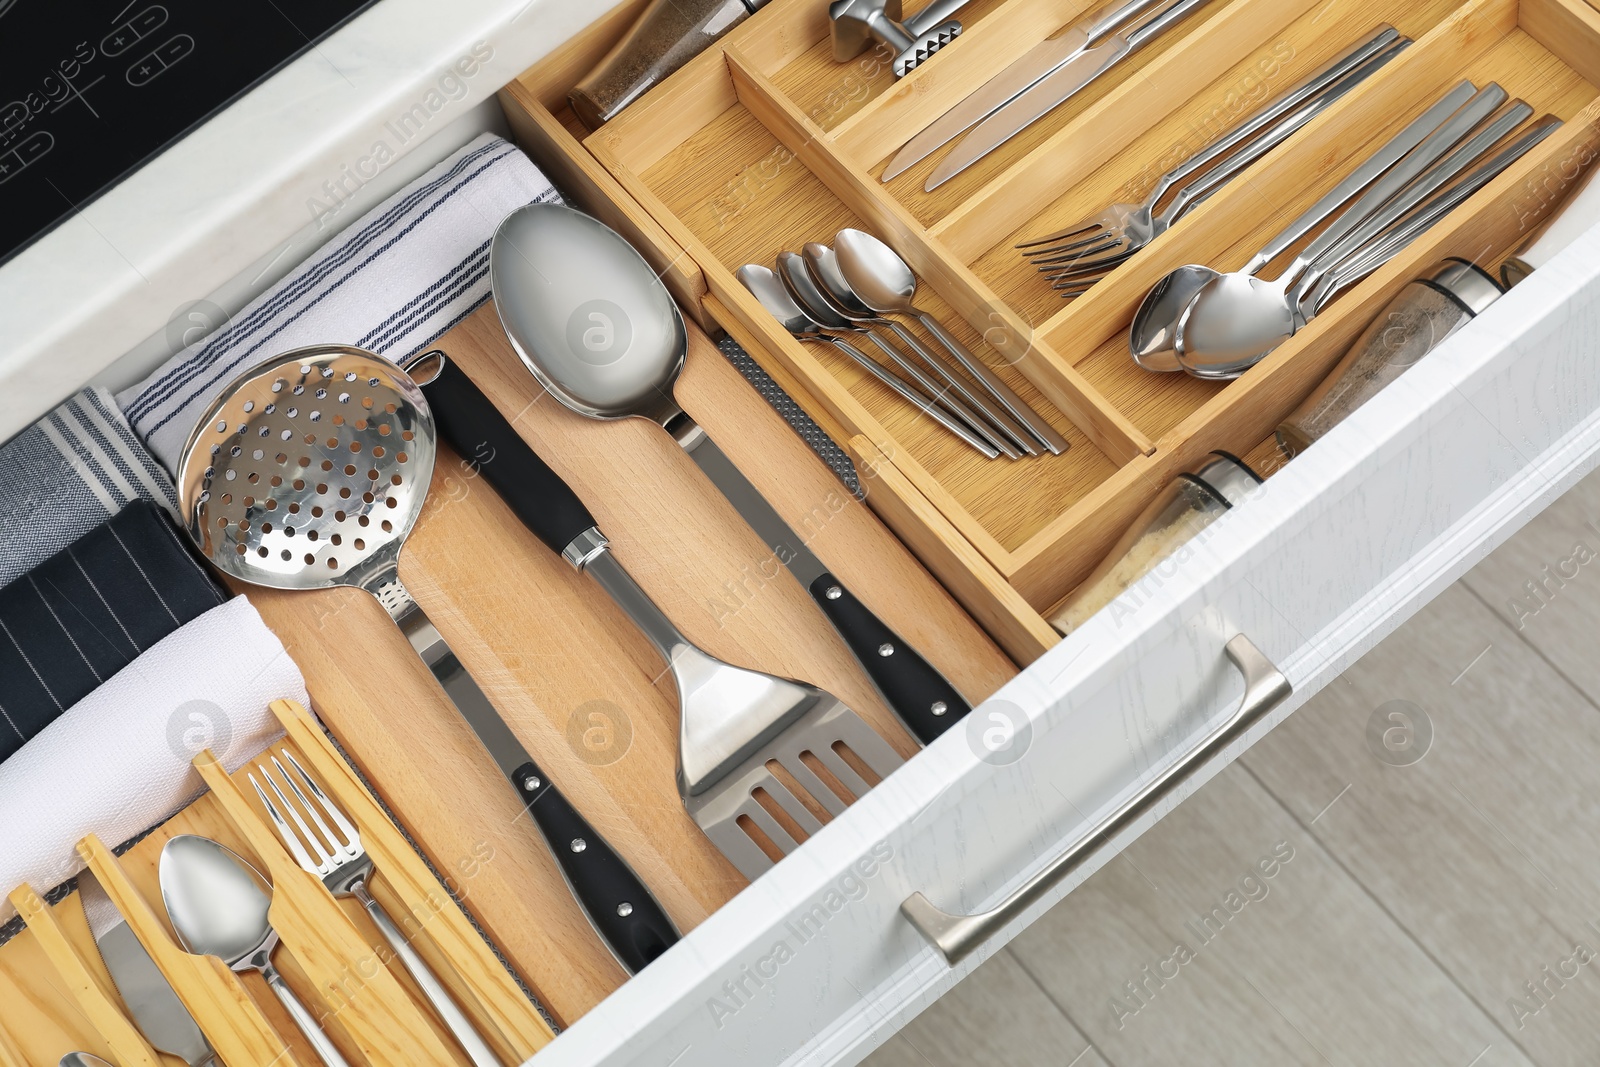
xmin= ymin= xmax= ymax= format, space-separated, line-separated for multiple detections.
xmin=883 ymin=0 xmax=1176 ymax=181
xmin=79 ymin=872 xmax=216 ymax=1067
xmin=927 ymin=36 xmax=1127 ymax=188
xmin=679 ymin=425 xmax=831 ymax=590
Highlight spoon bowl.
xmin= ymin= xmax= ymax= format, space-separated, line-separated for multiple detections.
xmin=491 ymin=203 xmax=687 ymax=428
xmin=1127 ymin=264 xmax=1220 ymax=371
xmin=160 ymin=835 xmax=275 ymax=969
xmin=801 ymin=243 xmax=874 ymax=317
xmin=161 ymin=835 xmax=351 ymax=1066
xmin=1174 ymin=272 xmax=1299 ymax=374
xmin=59 ymin=1055 xmax=115 ymax=1067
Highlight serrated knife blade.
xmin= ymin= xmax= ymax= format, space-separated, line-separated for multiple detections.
xmin=79 ymin=871 xmax=217 ymax=1067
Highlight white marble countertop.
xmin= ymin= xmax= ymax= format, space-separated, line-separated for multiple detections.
xmin=0 ymin=0 xmax=620 ymax=443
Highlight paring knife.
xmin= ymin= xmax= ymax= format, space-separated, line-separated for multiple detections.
xmin=79 ymin=870 xmax=219 ymax=1067
xmin=883 ymin=0 xmax=1176 ymax=181
xmin=926 ymin=0 xmax=1220 ymax=189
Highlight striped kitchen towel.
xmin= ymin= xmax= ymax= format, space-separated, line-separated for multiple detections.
xmin=0 ymin=387 xmax=178 ymax=588
xmin=118 ymin=132 xmax=560 ymax=472
xmin=0 ymin=499 xmax=226 ymax=762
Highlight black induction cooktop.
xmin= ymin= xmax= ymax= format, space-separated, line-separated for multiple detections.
xmin=0 ymin=0 xmax=382 ymax=267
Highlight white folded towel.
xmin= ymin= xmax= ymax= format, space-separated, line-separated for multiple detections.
xmin=118 ymin=132 xmax=560 ymax=472
xmin=0 ymin=595 xmax=305 ymax=922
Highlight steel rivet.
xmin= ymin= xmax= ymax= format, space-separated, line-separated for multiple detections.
xmin=617 ymin=902 xmax=634 ymax=917
xmin=878 ymin=643 xmax=895 ymax=657
xmin=931 ymin=701 xmax=948 ymax=716
xmin=523 ymin=775 xmax=541 ymax=791
xmin=570 ymin=838 xmax=587 ymax=853
xmin=825 ymin=585 xmax=842 ymax=600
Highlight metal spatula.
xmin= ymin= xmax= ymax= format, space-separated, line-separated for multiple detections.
xmin=482 ymin=204 xmax=914 ymax=877
xmin=173 ymin=344 xmax=679 ymax=974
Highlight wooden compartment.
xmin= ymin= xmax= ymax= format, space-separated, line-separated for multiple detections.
xmin=502 ymin=0 xmax=1600 ymax=664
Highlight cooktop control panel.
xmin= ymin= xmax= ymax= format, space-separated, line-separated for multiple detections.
xmin=0 ymin=0 xmax=380 ymax=266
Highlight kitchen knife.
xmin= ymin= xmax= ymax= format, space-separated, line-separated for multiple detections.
xmin=79 ymin=870 xmax=218 ymax=1067
xmin=926 ymin=0 xmax=1219 ymax=189
xmin=882 ymin=0 xmax=1176 ymax=181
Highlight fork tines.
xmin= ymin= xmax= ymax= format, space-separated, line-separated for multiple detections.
xmin=250 ymin=751 xmax=362 ymax=875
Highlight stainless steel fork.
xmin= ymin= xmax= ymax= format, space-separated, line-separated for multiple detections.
xmin=251 ymin=752 xmax=503 ymax=1067
xmin=1019 ymin=27 xmax=1407 ymax=290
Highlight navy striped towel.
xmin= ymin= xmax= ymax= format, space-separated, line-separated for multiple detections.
xmin=118 ymin=132 xmax=560 ymax=472
xmin=0 ymin=499 xmax=226 ymax=762
xmin=0 ymin=387 xmax=178 ymax=588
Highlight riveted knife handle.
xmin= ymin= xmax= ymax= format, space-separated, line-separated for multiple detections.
xmin=512 ymin=760 xmax=679 ymax=973
xmin=808 ymin=572 xmax=969 ymax=743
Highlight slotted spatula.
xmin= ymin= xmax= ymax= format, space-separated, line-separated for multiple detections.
xmin=403 ymin=351 xmax=904 ymax=879
xmin=173 ymin=344 xmax=679 ymax=973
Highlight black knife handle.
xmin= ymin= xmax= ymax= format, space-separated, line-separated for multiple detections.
xmin=511 ymin=760 xmax=679 ymax=973
xmin=418 ymin=353 xmax=600 ymax=556
xmin=807 ymin=572 xmax=970 ymax=744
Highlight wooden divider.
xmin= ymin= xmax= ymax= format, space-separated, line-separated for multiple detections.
xmin=77 ymin=834 xmax=300 ymax=1066
xmin=7 ymin=886 xmax=163 ymax=1067
xmin=193 ymin=750 xmax=469 ymax=1066
xmin=269 ymin=698 xmax=556 ymax=1064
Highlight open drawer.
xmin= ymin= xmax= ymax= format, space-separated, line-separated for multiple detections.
xmin=3 ymin=0 xmax=1600 ymax=1063
xmin=481 ymin=0 xmax=1600 ymax=1063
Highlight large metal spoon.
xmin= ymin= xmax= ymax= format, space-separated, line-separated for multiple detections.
xmin=831 ymin=229 xmax=1070 ymax=455
xmin=739 ymin=263 xmax=1000 ymax=458
xmin=59 ymin=1056 xmax=115 ymax=1067
xmin=493 ymin=203 xmax=970 ymax=752
xmin=799 ymin=243 xmax=1038 ymax=454
xmin=159 ymin=835 xmax=350 ymax=1067
xmin=1127 ymin=80 xmax=1480 ymax=371
xmin=775 ymin=251 xmax=1021 ymax=457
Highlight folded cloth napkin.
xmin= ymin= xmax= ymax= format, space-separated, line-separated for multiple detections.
xmin=0 ymin=595 xmax=303 ymax=922
xmin=0 ymin=499 xmax=226 ymax=762
xmin=119 ymin=132 xmax=561 ymax=472
xmin=0 ymin=387 xmax=178 ymax=588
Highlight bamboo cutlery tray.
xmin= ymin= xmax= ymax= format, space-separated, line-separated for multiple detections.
xmin=1 ymin=699 xmax=555 ymax=1067
xmin=501 ymin=0 xmax=1600 ymax=665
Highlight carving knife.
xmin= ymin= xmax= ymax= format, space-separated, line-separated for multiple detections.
xmin=925 ymin=0 xmax=1220 ymax=189
xmin=79 ymin=870 xmax=219 ymax=1067
xmin=882 ymin=0 xmax=1176 ymax=181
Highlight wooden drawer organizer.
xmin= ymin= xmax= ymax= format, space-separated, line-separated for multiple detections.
xmin=0 ymin=700 xmax=555 ymax=1067
xmin=501 ymin=0 xmax=1600 ymax=664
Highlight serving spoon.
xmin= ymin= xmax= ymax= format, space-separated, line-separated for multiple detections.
xmin=832 ymin=229 xmax=1070 ymax=454
xmin=160 ymin=835 xmax=350 ymax=1067
xmin=493 ymin=203 xmax=970 ymax=748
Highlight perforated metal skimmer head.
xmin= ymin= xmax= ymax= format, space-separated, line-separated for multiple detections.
xmin=176 ymin=345 xmax=436 ymax=606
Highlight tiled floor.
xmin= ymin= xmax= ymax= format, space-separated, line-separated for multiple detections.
xmin=865 ymin=465 xmax=1600 ymax=1067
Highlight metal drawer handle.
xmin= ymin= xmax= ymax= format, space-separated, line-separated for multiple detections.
xmin=902 ymin=634 xmax=1291 ymax=965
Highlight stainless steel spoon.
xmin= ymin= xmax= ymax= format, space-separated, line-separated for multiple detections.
xmin=832 ymin=229 xmax=1070 ymax=454
xmin=59 ymin=1055 xmax=115 ymax=1067
xmin=159 ymin=835 xmax=351 ymax=1067
xmin=1175 ymin=85 xmax=1511 ymax=373
xmin=799 ymin=243 xmax=1038 ymax=454
xmin=740 ymin=263 xmax=1001 ymax=458
xmin=1127 ymin=80 xmax=1479 ymax=371
xmin=775 ymin=251 xmax=1021 ymax=457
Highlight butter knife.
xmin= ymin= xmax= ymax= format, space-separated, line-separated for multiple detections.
xmin=883 ymin=0 xmax=1175 ymax=181
xmin=79 ymin=871 xmax=218 ymax=1067
xmin=926 ymin=0 xmax=1219 ymax=189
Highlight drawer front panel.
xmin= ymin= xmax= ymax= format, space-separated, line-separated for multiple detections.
xmin=529 ymin=229 xmax=1600 ymax=1066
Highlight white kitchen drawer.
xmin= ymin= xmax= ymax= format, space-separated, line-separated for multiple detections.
xmin=5 ymin=0 xmax=1600 ymax=1063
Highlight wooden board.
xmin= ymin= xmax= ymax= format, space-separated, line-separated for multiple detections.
xmin=239 ymin=303 xmax=1018 ymax=1025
